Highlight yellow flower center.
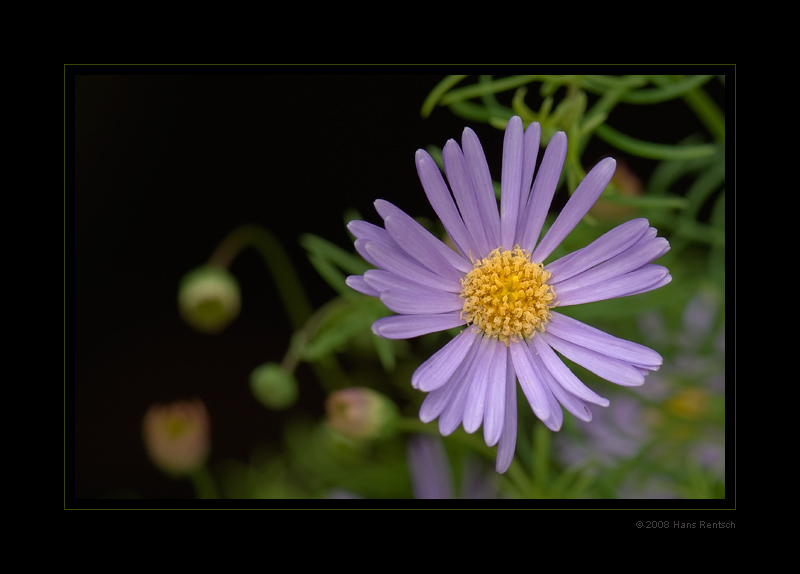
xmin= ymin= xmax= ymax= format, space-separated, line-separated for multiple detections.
xmin=460 ymin=246 xmax=556 ymax=345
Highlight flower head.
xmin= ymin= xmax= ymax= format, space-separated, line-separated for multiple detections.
xmin=325 ymin=387 xmax=400 ymax=441
xmin=346 ymin=117 xmax=670 ymax=473
xmin=142 ymin=398 xmax=210 ymax=476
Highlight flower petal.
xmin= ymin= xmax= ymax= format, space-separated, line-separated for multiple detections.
xmin=546 ymin=311 xmax=663 ymax=369
xmin=500 ymin=116 xmax=524 ymax=249
xmin=348 ymin=220 xmax=399 ymax=247
xmin=374 ymin=199 xmax=472 ymax=274
xmin=412 ymin=327 xmax=479 ymax=391
xmin=531 ymin=157 xmax=617 ymax=263
xmin=495 ymin=359 xmax=517 ymax=474
xmin=530 ymin=335 xmax=610 ymax=406
xmin=462 ymin=127 xmax=500 ymax=249
xmin=553 ymin=234 xmax=670 ymax=295
xmin=443 ymin=139 xmax=492 ymax=258
xmin=555 ymin=264 xmax=669 ymax=307
xmin=419 ymin=333 xmax=483 ymax=422
xmin=381 ymin=289 xmax=464 ymax=315
xmin=483 ymin=343 xmax=508 ymax=447
xmin=363 ymin=269 xmax=453 ymax=296
xmin=541 ymin=330 xmax=646 ymax=386
xmin=364 ymin=240 xmax=461 ymax=293
xmin=384 ymin=216 xmax=464 ymax=283
xmin=509 ymin=338 xmax=551 ymax=422
xmin=547 ymin=218 xmax=649 ymax=284
xmin=536 ymin=355 xmax=593 ymax=422
xmin=372 ymin=312 xmax=465 ymax=339
xmin=345 ymin=275 xmax=379 ymax=297
xmin=517 ymin=131 xmax=567 ymax=252
xmin=439 ymin=335 xmax=488 ymax=435
xmin=415 ymin=149 xmax=478 ymax=258
xmin=518 ymin=122 xmax=541 ymax=229
xmin=407 ymin=436 xmax=454 ymax=499
xmin=462 ymin=335 xmax=497 ymax=434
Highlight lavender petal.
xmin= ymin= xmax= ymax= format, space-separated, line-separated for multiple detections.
xmin=462 ymin=335 xmax=496 ymax=434
xmin=371 ymin=312 xmax=465 ymax=340
xmin=415 ymin=149 xmax=478 ymax=259
xmin=517 ymin=131 xmax=567 ymax=252
xmin=364 ymin=240 xmax=461 ymax=293
xmin=483 ymin=343 xmax=508 ymax=447
xmin=518 ymin=122 xmax=541 ymax=229
xmin=443 ymin=139 xmax=492 ymax=258
xmin=546 ymin=312 xmax=663 ymax=369
xmin=462 ymin=127 xmax=501 ymax=249
xmin=530 ymin=335 xmax=610 ymax=406
xmin=374 ymin=199 xmax=472 ymax=274
xmin=381 ymin=288 xmax=464 ymax=315
xmin=531 ymin=157 xmax=616 ymax=263
xmin=438 ymin=335 xmax=487 ymax=435
xmin=541 ymin=330 xmax=646 ymax=386
xmin=364 ymin=269 xmax=455 ymax=296
xmin=553 ymin=234 xmax=670 ymax=295
xmin=495 ymin=360 xmax=518 ymax=474
xmin=537 ymin=355 xmax=593 ymax=422
xmin=555 ymin=264 xmax=669 ymax=307
xmin=345 ymin=275 xmax=379 ymax=297
xmin=384 ymin=215 xmax=464 ymax=283
xmin=547 ymin=218 xmax=649 ymax=284
xmin=509 ymin=338 xmax=551 ymax=422
xmin=500 ymin=116 xmax=524 ymax=249
xmin=412 ymin=327 xmax=479 ymax=391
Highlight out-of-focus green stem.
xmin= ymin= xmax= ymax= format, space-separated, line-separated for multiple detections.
xmin=421 ymin=75 xmax=468 ymax=118
xmin=682 ymin=86 xmax=726 ymax=142
xmin=208 ymin=224 xmax=312 ymax=330
xmin=208 ymin=224 xmax=349 ymax=390
xmin=532 ymin=422 xmax=550 ymax=496
xmin=189 ymin=465 xmax=219 ymax=499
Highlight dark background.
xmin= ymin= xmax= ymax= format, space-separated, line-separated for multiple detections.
xmin=71 ymin=70 xmax=724 ymax=500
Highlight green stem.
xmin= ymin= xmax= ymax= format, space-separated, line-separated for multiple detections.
xmin=595 ymin=124 xmax=718 ymax=161
xmin=532 ymin=421 xmax=550 ymax=496
xmin=208 ymin=224 xmax=349 ymax=391
xmin=681 ymin=86 xmax=726 ymax=142
xmin=208 ymin=224 xmax=312 ymax=330
xmin=189 ymin=466 xmax=219 ymax=499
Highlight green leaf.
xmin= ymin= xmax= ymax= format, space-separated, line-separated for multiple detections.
xmin=621 ymin=75 xmax=714 ymax=104
xmin=300 ymin=298 xmax=380 ymax=361
xmin=299 ymin=233 xmax=370 ymax=275
xmin=421 ymin=75 xmax=468 ymax=118
xmin=600 ymin=193 xmax=689 ymax=210
xmin=439 ymin=75 xmax=538 ymax=106
xmin=595 ymin=123 xmax=718 ymax=160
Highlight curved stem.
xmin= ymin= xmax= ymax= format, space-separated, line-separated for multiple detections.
xmin=208 ymin=224 xmax=312 ymax=331
xmin=208 ymin=224 xmax=349 ymax=391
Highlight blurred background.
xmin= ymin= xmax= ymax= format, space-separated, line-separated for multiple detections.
xmin=71 ymin=71 xmax=728 ymax=501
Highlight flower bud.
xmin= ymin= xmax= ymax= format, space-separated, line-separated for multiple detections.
xmin=250 ymin=362 xmax=299 ymax=410
xmin=325 ymin=387 xmax=399 ymax=441
xmin=178 ymin=265 xmax=241 ymax=333
xmin=142 ymin=399 xmax=210 ymax=476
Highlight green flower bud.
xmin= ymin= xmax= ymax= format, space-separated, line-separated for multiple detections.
xmin=325 ymin=388 xmax=399 ymax=441
xmin=178 ymin=265 xmax=241 ymax=333
xmin=142 ymin=399 xmax=210 ymax=477
xmin=250 ymin=363 xmax=299 ymax=410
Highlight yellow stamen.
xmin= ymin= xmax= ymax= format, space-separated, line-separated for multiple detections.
xmin=460 ymin=246 xmax=556 ymax=346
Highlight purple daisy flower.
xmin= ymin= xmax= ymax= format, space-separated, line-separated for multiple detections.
xmin=346 ymin=116 xmax=671 ymax=473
